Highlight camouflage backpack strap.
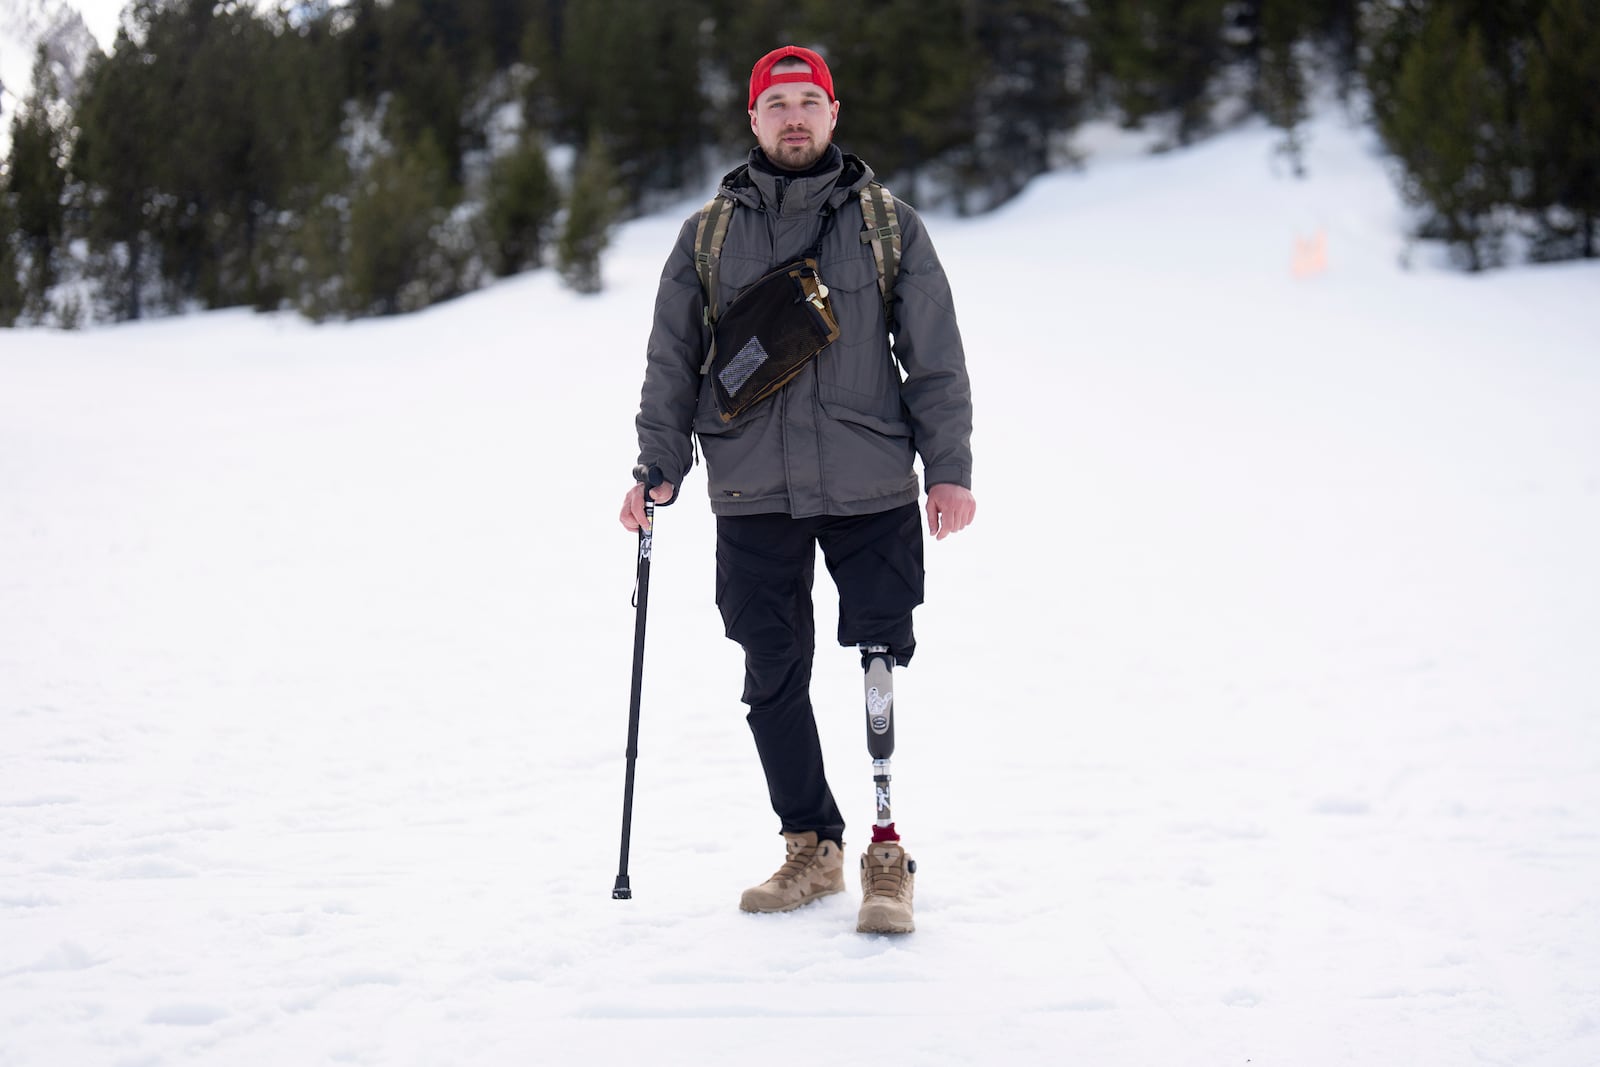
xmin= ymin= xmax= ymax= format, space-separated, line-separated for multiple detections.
xmin=858 ymin=181 xmax=901 ymax=333
xmin=693 ymin=193 xmax=735 ymax=373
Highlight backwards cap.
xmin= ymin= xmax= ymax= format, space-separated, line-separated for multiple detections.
xmin=748 ymin=45 xmax=835 ymax=110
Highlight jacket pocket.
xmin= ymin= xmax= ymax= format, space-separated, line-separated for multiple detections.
xmin=815 ymin=253 xmax=899 ymax=416
xmin=698 ymin=404 xmax=786 ymax=503
xmin=715 ymin=253 xmax=771 ymax=309
xmin=819 ymin=397 xmax=911 ymax=439
xmin=818 ymin=397 xmax=917 ymax=501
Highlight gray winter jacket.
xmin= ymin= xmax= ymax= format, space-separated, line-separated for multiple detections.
xmin=634 ymin=149 xmax=973 ymax=518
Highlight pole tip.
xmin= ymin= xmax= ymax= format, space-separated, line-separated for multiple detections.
xmin=612 ymin=876 xmax=632 ymax=899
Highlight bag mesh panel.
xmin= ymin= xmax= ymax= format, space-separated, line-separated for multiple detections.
xmin=719 ymin=336 xmax=769 ymax=397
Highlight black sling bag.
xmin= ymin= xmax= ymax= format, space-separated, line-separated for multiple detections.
xmin=701 ymin=209 xmax=842 ymax=423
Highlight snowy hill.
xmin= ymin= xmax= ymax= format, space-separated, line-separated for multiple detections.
xmin=2 ymin=109 xmax=1598 ymax=1066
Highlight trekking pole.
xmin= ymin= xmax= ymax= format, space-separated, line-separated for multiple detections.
xmin=613 ymin=464 xmax=663 ymax=900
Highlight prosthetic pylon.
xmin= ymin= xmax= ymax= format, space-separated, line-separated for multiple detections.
xmin=860 ymin=644 xmax=897 ymax=838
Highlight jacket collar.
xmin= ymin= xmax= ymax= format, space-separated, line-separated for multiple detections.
xmin=719 ymin=147 xmax=875 ymax=215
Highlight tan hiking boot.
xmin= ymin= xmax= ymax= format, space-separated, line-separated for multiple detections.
xmin=739 ymin=831 xmax=846 ymax=914
xmin=856 ymin=840 xmax=916 ymax=934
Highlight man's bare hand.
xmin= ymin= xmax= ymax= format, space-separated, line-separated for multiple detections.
xmin=619 ymin=480 xmax=676 ymax=532
xmin=925 ymin=484 xmax=976 ymax=540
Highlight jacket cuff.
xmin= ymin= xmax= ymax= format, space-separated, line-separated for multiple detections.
xmin=637 ymin=462 xmax=684 ymax=506
xmin=923 ymin=465 xmax=971 ymax=492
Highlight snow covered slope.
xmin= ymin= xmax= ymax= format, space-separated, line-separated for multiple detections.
xmin=3 ymin=108 xmax=1598 ymax=1066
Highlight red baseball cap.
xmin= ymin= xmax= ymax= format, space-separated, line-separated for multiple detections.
xmin=748 ymin=46 xmax=835 ymax=110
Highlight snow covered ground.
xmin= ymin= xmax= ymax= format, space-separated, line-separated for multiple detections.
xmin=4 ymin=109 xmax=1599 ymax=1066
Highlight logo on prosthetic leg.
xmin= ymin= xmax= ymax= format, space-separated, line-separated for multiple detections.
xmin=867 ymin=687 xmax=893 ymax=734
xmin=862 ymin=647 xmax=896 ymax=763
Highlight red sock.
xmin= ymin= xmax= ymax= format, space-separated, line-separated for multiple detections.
xmin=871 ymin=823 xmax=900 ymax=843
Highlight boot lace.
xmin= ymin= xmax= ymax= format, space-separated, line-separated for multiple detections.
xmin=865 ymin=855 xmax=906 ymax=898
xmin=769 ymin=842 xmax=819 ymax=886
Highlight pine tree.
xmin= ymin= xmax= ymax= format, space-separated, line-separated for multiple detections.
xmin=0 ymin=192 xmax=24 ymax=326
xmin=287 ymin=152 xmax=355 ymax=322
xmin=246 ymin=6 xmax=346 ymax=310
xmin=516 ymin=0 xmax=570 ymax=136
xmin=558 ymin=133 xmax=622 ymax=294
xmin=959 ymin=0 xmax=1081 ymax=211
xmin=702 ymin=0 xmax=799 ymax=153
xmin=1523 ymin=0 xmax=1600 ymax=258
xmin=1361 ymin=0 xmax=1429 ymax=138
xmin=1307 ymin=0 xmax=1362 ymax=98
xmin=1256 ymin=0 xmax=1309 ymax=175
xmin=1383 ymin=13 xmax=1509 ymax=269
xmin=375 ymin=0 xmax=471 ymax=181
xmin=5 ymin=47 xmax=70 ymax=318
xmin=73 ymin=25 xmax=163 ymax=320
xmin=346 ymin=131 xmax=455 ymax=315
xmin=560 ymin=0 xmax=709 ymax=205
xmin=484 ymin=134 xmax=559 ymax=276
xmin=1083 ymin=0 xmax=1230 ymax=145
xmin=792 ymin=0 xmax=983 ymax=204
xmin=346 ymin=0 xmax=384 ymax=100
xmin=166 ymin=4 xmax=286 ymax=308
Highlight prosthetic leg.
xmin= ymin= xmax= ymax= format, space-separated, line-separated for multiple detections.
xmin=857 ymin=644 xmax=916 ymax=932
xmin=860 ymin=644 xmax=898 ymax=839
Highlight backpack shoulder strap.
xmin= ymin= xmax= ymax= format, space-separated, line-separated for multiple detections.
xmin=693 ymin=193 xmax=736 ymax=375
xmin=858 ymin=181 xmax=901 ymax=333
xmin=693 ymin=193 xmax=735 ymax=327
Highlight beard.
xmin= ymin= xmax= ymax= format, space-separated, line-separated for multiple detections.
xmin=764 ymin=130 xmax=831 ymax=171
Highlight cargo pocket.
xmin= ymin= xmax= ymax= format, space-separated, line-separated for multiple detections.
xmin=818 ymin=398 xmax=918 ymax=503
xmin=694 ymin=397 xmax=785 ymax=504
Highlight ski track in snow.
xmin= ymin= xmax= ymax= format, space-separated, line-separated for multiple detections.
xmin=3 ymin=112 xmax=1599 ymax=1066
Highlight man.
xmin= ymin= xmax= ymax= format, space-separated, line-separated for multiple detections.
xmin=619 ymin=45 xmax=975 ymax=934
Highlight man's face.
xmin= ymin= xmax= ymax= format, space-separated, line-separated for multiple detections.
xmin=749 ymin=78 xmax=840 ymax=171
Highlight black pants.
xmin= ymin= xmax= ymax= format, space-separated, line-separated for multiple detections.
xmin=715 ymin=503 xmax=924 ymax=846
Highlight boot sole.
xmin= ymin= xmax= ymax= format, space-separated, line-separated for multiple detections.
xmin=856 ymin=907 xmax=914 ymax=934
xmin=739 ymin=884 xmax=845 ymax=914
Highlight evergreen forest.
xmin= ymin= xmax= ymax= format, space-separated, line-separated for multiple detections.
xmin=2 ymin=0 xmax=1596 ymax=325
